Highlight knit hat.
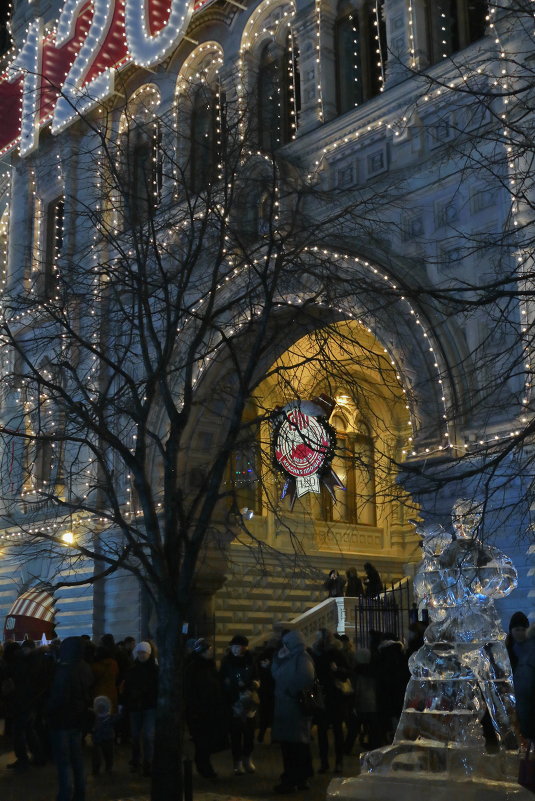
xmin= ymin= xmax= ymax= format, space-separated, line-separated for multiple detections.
xmin=230 ymin=634 xmax=248 ymax=647
xmin=134 ymin=641 xmax=152 ymax=657
xmin=192 ymin=637 xmax=212 ymax=654
xmin=509 ymin=611 xmax=529 ymax=631
xmin=93 ymin=695 xmax=112 ymax=715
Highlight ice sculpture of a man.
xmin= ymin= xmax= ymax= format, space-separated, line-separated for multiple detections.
xmin=363 ymin=498 xmax=518 ymax=778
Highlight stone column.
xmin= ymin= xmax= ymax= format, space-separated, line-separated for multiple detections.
xmin=294 ymin=1 xmax=337 ymax=134
xmin=7 ymin=157 xmax=32 ymax=293
xmin=382 ymin=0 xmax=416 ymax=88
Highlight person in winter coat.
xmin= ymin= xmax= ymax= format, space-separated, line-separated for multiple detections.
xmin=185 ymin=638 xmax=228 ymax=778
xmin=511 ymin=622 xmax=535 ymax=741
xmin=91 ymin=695 xmax=117 ymax=775
xmin=271 ymin=629 xmax=315 ymax=794
xmin=363 ymin=562 xmax=383 ymax=597
xmin=256 ymin=639 xmax=277 ymax=743
xmin=123 ymin=641 xmax=158 ymax=777
xmin=46 ymin=636 xmax=94 ymax=801
xmin=310 ymin=628 xmax=353 ymax=773
xmin=91 ymin=646 xmax=119 ymax=712
xmin=373 ymin=633 xmax=409 ymax=744
xmin=2 ymin=640 xmax=52 ymax=770
xmin=345 ymin=567 xmax=364 ymax=597
xmin=351 ymin=645 xmax=380 ymax=750
xmin=506 ymin=611 xmax=530 ymax=671
xmin=219 ymin=634 xmax=259 ymax=775
xmin=324 ymin=569 xmax=346 ymax=598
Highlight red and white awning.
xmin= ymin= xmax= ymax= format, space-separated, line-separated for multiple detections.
xmin=7 ymin=589 xmax=55 ymax=623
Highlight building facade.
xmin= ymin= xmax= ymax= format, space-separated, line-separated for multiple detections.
xmin=0 ymin=0 xmax=532 ymax=645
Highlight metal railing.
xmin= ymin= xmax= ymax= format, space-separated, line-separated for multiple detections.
xmin=249 ymin=576 xmax=413 ymax=649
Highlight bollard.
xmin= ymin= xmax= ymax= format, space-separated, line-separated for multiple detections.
xmin=183 ymin=758 xmax=193 ymax=801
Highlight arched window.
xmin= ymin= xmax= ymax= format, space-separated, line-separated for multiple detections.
xmin=42 ymin=196 xmax=64 ymax=298
xmin=258 ymin=190 xmax=272 ymax=235
xmin=424 ymin=0 xmax=488 ymax=65
xmin=119 ymin=86 xmax=162 ymax=226
xmin=190 ymin=84 xmax=217 ymax=193
xmin=226 ymin=400 xmax=261 ymax=514
xmin=125 ymin=122 xmax=162 ymax=223
xmin=258 ymin=34 xmax=300 ymax=151
xmin=323 ymin=415 xmax=352 ymax=523
xmin=175 ymin=43 xmax=224 ymax=196
xmin=335 ymin=1 xmax=362 ymax=113
xmin=319 ymin=414 xmax=376 ymax=525
xmin=334 ymin=0 xmax=386 ymax=114
xmin=354 ymin=427 xmax=376 ymax=526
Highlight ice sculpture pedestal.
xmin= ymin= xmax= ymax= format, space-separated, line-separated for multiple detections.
xmin=328 ymin=772 xmax=535 ymax=801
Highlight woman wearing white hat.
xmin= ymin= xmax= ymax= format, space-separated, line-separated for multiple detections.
xmin=123 ymin=641 xmax=158 ymax=777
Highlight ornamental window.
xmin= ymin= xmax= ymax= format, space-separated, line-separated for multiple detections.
xmin=318 ymin=414 xmax=376 ymax=526
xmin=424 ymin=0 xmax=488 ymax=65
xmin=257 ymin=33 xmax=300 ymax=151
xmin=123 ymin=122 xmax=162 ymax=224
xmin=175 ymin=44 xmax=224 ymax=197
xmin=334 ymin=0 xmax=386 ymax=115
xmin=39 ymin=196 xmax=64 ymax=299
xmin=190 ymin=84 xmax=218 ymax=194
xmin=119 ymin=86 xmax=162 ymax=227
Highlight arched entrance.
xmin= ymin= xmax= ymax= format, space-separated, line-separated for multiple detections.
xmin=211 ymin=319 xmax=423 ymax=648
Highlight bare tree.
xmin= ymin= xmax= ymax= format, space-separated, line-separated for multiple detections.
xmin=0 ymin=78 xmax=425 ymax=798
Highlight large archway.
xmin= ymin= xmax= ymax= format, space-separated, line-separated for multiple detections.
xmin=212 ymin=318 xmax=422 ymax=648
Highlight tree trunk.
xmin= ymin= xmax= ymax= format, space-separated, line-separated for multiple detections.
xmin=151 ymin=597 xmax=185 ymax=801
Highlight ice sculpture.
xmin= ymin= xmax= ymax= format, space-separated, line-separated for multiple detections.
xmin=328 ymin=499 xmax=531 ymax=800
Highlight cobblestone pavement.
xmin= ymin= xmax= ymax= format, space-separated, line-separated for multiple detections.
xmin=0 ymin=731 xmax=363 ymax=801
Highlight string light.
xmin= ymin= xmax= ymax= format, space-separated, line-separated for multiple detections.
xmin=0 ymin=0 xmax=529 ymax=531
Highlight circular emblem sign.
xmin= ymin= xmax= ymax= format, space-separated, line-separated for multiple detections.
xmin=274 ymin=408 xmax=332 ymax=478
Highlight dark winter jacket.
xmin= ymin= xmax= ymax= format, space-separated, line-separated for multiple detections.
xmin=309 ymin=640 xmax=353 ymax=720
xmin=46 ymin=637 xmax=94 ymax=730
xmin=123 ymin=659 xmax=158 ymax=711
xmin=512 ymin=626 xmax=535 ymax=739
xmin=92 ymin=712 xmax=117 ymax=744
xmin=219 ymin=650 xmax=258 ymax=707
xmin=346 ymin=574 xmax=364 ymax=597
xmin=373 ymin=639 xmax=409 ymax=721
xmin=324 ymin=574 xmax=346 ymax=598
xmin=271 ymin=630 xmax=315 ymax=744
xmin=185 ymin=653 xmax=227 ymax=752
xmin=363 ymin=565 xmax=383 ymax=597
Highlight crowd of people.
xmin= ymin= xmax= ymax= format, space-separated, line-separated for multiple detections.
xmin=324 ymin=563 xmax=383 ymax=599
xmin=0 ymin=633 xmax=157 ymax=801
xmin=1 ymin=605 xmax=533 ymax=799
xmin=184 ymin=625 xmax=411 ymax=793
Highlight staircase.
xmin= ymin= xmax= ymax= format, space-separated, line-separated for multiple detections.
xmin=213 ymin=547 xmax=412 ymax=656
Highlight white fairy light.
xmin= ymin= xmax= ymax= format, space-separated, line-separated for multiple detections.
xmin=51 ymin=0 xmax=115 ymax=134
xmin=6 ymin=18 xmax=43 ymax=157
xmin=125 ymin=0 xmax=194 ymax=67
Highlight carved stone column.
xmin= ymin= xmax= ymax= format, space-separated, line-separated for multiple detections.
xmin=382 ymin=0 xmax=414 ymax=88
xmin=7 ymin=158 xmax=32 ymax=293
xmin=294 ymin=2 xmax=337 ymax=134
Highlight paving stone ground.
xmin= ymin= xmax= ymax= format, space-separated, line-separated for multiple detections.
xmin=0 ymin=728 xmax=363 ymax=801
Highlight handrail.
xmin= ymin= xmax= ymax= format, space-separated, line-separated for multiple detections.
xmin=248 ymin=576 xmax=413 ymax=650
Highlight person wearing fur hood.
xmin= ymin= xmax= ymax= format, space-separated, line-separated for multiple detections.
xmin=271 ymin=629 xmax=315 ymax=794
xmin=511 ymin=620 xmax=535 ymax=740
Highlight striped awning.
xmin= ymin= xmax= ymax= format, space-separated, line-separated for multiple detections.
xmin=7 ymin=589 xmax=55 ymax=623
